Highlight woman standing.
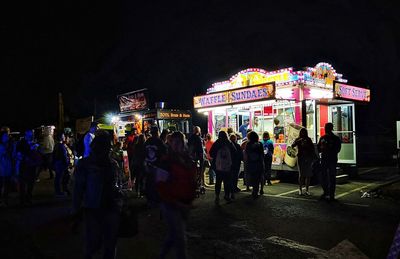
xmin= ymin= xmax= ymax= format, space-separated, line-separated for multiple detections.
xmin=157 ymin=131 xmax=197 ymax=259
xmin=131 ymin=134 xmax=147 ymax=198
xmin=292 ymin=128 xmax=317 ymax=196
xmin=245 ymin=131 xmax=264 ymax=199
xmin=53 ymin=132 xmax=69 ymax=197
xmin=72 ymin=130 xmax=122 ymax=259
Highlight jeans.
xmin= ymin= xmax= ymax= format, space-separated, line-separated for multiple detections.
xmin=320 ymin=159 xmax=337 ymax=198
xmin=215 ymin=170 xmax=231 ymax=198
xmin=84 ymin=208 xmax=120 ymax=259
xmin=231 ymin=167 xmax=240 ymax=191
xmin=54 ymin=165 xmax=67 ymax=195
xmin=208 ymin=168 xmax=216 ymax=184
xmin=160 ymin=203 xmax=187 ymax=259
xmin=19 ymin=165 xmax=36 ymax=204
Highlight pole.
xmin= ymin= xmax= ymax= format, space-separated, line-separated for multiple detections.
xmin=58 ymin=92 xmax=64 ymax=131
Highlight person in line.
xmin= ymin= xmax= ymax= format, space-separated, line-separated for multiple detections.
xmin=38 ymin=127 xmax=55 ymax=181
xmin=144 ymin=125 xmax=168 ymax=206
xmin=239 ymin=119 xmax=249 ymax=139
xmin=261 ymin=131 xmax=274 ymax=188
xmin=0 ymin=131 xmax=15 ymax=207
xmin=64 ymin=134 xmax=75 ymax=196
xmin=126 ymin=127 xmax=138 ymax=163
xmin=83 ymin=122 xmax=98 ymax=158
xmin=160 ymin=129 xmax=170 ymax=144
xmin=229 ymin=134 xmax=243 ymax=196
xmin=317 ymin=123 xmax=341 ymax=201
xmin=241 ymin=129 xmax=253 ymax=192
xmin=187 ymin=126 xmax=205 ymax=191
xmin=131 ymin=134 xmax=147 ymax=198
xmin=72 ymin=130 xmax=123 ymax=259
xmin=53 ymin=132 xmax=70 ymax=197
xmin=209 ymin=131 xmax=236 ymax=204
xmin=17 ymin=129 xmax=42 ymax=206
xmin=204 ymin=133 xmax=215 ymax=185
xmin=245 ymin=131 xmax=264 ymax=199
xmin=292 ymin=128 xmax=317 ymax=196
xmin=156 ymin=131 xmax=197 ymax=259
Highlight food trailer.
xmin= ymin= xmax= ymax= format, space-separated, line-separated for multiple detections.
xmin=116 ymin=89 xmax=192 ymax=138
xmin=193 ymin=62 xmax=371 ymax=171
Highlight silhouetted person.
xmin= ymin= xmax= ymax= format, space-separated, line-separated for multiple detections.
xmin=292 ymin=128 xmax=317 ymax=196
xmin=229 ymin=134 xmax=243 ymax=196
xmin=317 ymin=123 xmax=341 ymax=201
xmin=245 ymin=131 xmax=264 ymax=199
xmin=53 ymin=132 xmax=69 ymax=197
xmin=210 ymin=131 xmax=236 ymax=204
xmin=157 ymin=131 xmax=197 ymax=259
xmin=17 ymin=129 xmax=42 ymax=206
xmin=72 ymin=130 xmax=123 ymax=259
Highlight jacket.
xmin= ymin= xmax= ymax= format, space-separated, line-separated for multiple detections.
xmin=72 ymin=156 xmax=122 ymax=213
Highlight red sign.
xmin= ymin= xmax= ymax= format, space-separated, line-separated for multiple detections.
xmin=118 ymin=89 xmax=148 ymax=112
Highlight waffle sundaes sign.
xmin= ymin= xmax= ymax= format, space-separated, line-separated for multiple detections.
xmin=194 ymin=83 xmax=275 ymax=109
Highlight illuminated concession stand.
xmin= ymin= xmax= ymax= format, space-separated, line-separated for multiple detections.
xmin=193 ymin=63 xmax=371 ymax=171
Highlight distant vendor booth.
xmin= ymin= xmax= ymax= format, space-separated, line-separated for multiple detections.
xmin=193 ymin=62 xmax=371 ymax=171
xmin=115 ymin=88 xmax=192 ymax=138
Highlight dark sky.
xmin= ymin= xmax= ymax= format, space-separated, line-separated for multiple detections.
xmin=2 ymin=0 xmax=400 ymax=134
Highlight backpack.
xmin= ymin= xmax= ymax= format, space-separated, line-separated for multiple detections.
xmin=215 ymin=144 xmax=232 ymax=172
xmin=248 ymin=143 xmax=262 ymax=162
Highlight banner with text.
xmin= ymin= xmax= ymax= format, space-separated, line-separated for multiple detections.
xmin=194 ymin=83 xmax=275 ymax=109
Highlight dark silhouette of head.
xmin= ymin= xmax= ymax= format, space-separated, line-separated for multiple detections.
xmin=89 ymin=122 xmax=98 ymax=134
xmin=248 ymin=131 xmax=259 ymax=142
xmin=150 ymin=125 xmax=159 ymax=137
xmin=169 ymin=131 xmax=185 ymax=153
xmin=263 ymin=131 xmax=270 ymax=140
xmin=299 ymin=128 xmax=308 ymax=138
xmin=218 ymin=130 xmax=228 ymax=140
xmin=325 ymin=123 xmax=334 ymax=134
xmin=91 ymin=130 xmax=111 ymax=159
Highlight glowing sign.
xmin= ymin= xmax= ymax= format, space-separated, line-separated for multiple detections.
xmin=334 ymin=83 xmax=370 ymax=102
xmin=194 ymin=83 xmax=275 ymax=109
xmin=208 ymin=69 xmax=293 ymax=93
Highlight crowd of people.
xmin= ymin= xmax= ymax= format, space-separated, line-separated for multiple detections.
xmin=0 ymin=121 xmax=342 ymax=258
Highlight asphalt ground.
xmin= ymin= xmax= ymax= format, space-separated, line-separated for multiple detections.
xmin=0 ymin=166 xmax=399 ymax=259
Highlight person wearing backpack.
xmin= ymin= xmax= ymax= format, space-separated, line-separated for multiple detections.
xmin=156 ymin=131 xmax=197 ymax=259
xmin=245 ymin=131 xmax=265 ymax=199
xmin=209 ymin=131 xmax=236 ymax=204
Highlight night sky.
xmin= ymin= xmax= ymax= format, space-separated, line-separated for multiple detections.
xmin=2 ymin=1 xmax=400 ymax=138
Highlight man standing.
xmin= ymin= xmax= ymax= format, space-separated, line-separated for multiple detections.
xmin=39 ymin=127 xmax=55 ymax=180
xmin=83 ymin=122 xmax=98 ymax=158
xmin=188 ymin=126 xmax=205 ymax=190
xmin=317 ymin=122 xmax=341 ymax=201
xmin=144 ymin=125 xmax=167 ymax=205
xmin=239 ymin=120 xmax=249 ymax=139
